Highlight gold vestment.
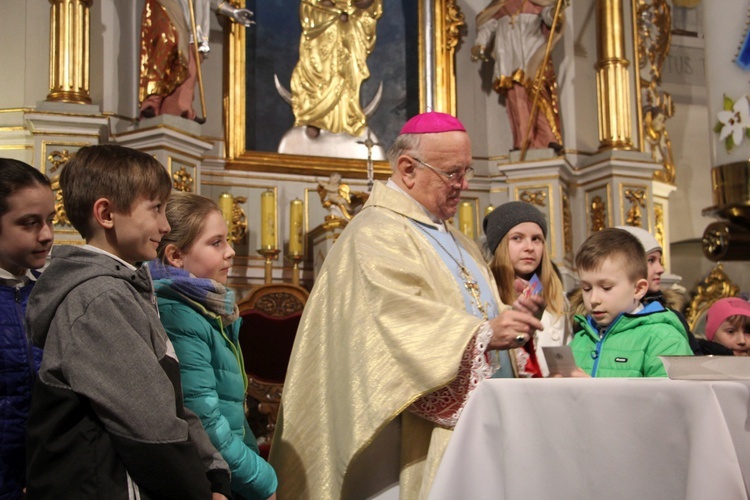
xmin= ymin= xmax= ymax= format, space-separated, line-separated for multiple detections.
xmin=290 ymin=0 xmax=383 ymax=136
xmin=270 ymin=182 xmax=507 ymax=499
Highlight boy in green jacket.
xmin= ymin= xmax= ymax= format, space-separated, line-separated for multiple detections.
xmin=570 ymin=228 xmax=692 ymax=377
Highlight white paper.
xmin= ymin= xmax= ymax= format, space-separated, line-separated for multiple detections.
xmin=542 ymin=345 xmax=578 ymax=377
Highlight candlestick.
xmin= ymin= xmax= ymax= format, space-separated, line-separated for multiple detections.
xmin=286 ymin=252 xmax=304 ymax=287
xmin=485 ymin=204 xmax=495 ymax=216
xmin=260 ymin=189 xmax=276 ymax=250
xmin=459 ymin=201 xmax=475 ymax=239
xmin=289 ymin=198 xmax=304 ymax=255
xmin=257 ymin=247 xmax=281 ymax=284
xmin=219 ymin=192 xmax=234 ymax=231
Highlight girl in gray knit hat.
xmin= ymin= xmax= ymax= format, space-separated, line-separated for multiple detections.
xmin=483 ymin=201 xmax=570 ymax=376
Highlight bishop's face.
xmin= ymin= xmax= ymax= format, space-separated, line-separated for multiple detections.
xmin=409 ymin=131 xmax=473 ymax=222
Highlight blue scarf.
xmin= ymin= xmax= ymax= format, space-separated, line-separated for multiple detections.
xmin=148 ymin=259 xmax=239 ymax=326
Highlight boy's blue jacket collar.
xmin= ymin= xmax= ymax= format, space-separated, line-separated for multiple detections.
xmin=586 ymin=300 xmax=666 ymax=333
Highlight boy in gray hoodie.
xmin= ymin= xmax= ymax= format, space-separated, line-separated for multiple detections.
xmin=25 ymin=145 xmax=232 ymax=499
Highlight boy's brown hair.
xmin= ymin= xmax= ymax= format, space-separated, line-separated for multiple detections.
xmin=60 ymin=145 xmax=172 ymax=239
xmin=575 ymin=227 xmax=648 ymax=282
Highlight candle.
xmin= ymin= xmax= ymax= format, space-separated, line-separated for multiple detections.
xmin=218 ymin=193 xmax=234 ymax=230
xmin=260 ymin=189 xmax=276 ymax=249
xmin=289 ymin=198 xmax=304 ymax=255
xmin=458 ymin=201 xmax=475 ymax=239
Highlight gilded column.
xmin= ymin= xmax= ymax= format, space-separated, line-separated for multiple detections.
xmin=432 ymin=0 xmax=465 ymax=115
xmin=595 ymin=0 xmax=633 ymax=150
xmin=47 ymin=0 xmax=92 ymax=104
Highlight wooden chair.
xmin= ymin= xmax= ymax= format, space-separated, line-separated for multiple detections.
xmin=237 ymin=284 xmax=309 ymax=450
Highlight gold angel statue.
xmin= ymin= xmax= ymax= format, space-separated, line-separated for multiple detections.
xmin=317 ymin=173 xmax=368 ymax=220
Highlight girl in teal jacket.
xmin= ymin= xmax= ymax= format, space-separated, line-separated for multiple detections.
xmin=150 ymin=192 xmax=277 ymax=500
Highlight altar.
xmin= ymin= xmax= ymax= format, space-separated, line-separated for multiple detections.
xmin=430 ymin=378 xmax=750 ymax=500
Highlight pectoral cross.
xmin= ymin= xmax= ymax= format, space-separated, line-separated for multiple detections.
xmin=459 ymin=265 xmax=489 ymax=321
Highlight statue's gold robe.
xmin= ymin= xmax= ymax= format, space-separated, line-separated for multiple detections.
xmin=270 ymin=181 xmax=506 ymax=499
xmin=290 ymin=0 xmax=383 ymax=136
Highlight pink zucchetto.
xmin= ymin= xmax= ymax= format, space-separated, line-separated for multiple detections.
xmin=399 ymin=111 xmax=467 ymax=135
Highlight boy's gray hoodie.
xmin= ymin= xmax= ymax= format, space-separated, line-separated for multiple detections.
xmin=26 ymin=245 xmax=231 ymax=500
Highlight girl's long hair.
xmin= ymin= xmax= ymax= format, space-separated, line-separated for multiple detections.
xmin=489 ymin=234 xmax=565 ymax=315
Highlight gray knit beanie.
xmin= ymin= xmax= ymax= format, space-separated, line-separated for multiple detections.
xmin=483 ymin=201 xmax=548 ymax=254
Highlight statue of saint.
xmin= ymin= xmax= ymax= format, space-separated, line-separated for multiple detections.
xmin=472 ymin=0 xmax=565 ymax=152
xmin=317 ymin=173 xmax=368 ymax=220
xmin=138 ymin=0 xmax=253 ymax=121
xmin=291 ymin=0 xmax=383 ymax=137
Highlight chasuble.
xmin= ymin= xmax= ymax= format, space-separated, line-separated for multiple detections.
xmin=269 ymin=181 xmax=511 ymax=499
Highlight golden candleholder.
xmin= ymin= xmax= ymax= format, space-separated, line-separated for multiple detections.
xmin=286 ymin=251 xmax=304 ymax=287
xmin=257 ymin=247 xmax=280 ymax=284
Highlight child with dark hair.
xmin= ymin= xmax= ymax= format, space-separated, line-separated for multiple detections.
xmin=25 ymin=145 xmax=232 ymax=499
xmin=0 ymin=158 xmax=54 ymax=499
xmin=570 ymin=228 xmax=692 ymax=377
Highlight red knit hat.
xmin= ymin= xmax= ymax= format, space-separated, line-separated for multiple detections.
xmin=705 ymin=297 xmax=750 ymax=341
xmin=399 ymin=111 xmax=466 ymax=135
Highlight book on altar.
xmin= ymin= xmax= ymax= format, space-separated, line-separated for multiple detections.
xmin=659 ymin=355 xmax=750 ymax=380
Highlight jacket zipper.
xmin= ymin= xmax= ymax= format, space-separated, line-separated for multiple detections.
xmin=16 ymin=287 xmax=37 ymax=382
xmin=590 ymin=315 xmax=624 ymax=377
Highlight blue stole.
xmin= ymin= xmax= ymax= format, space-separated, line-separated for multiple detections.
xmin=412 ymin=221 xmax=514 ymax=378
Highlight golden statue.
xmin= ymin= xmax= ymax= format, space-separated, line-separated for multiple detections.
xmin=290 ymin=0 xmax=383 ymax=137
xmin=139 ymin=0 xmax=253 ymax=122
xmin=644 ymin=104 xmax=676 ymax=184
xmin=472 ymin=0 xmax=565 ymax=152
xmin=317 ymin=173 xmax=368 ymax=220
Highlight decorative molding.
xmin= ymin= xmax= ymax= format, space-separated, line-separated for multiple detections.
xmin=172 ymin=167 xmax=194 ymax=192
xmin=590 ymin=195 xmax=607 ymax=233
xmin=562 ymin=191 xmax=573 ymax=260
xmin=623 ymin=187 xmax=647 ymax=227
xmin=519 ymin=190 xmax=547 ymax=207
xmin=685 ymin=264 xmax=740 ymax=332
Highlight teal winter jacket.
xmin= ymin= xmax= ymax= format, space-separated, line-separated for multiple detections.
xmin=571 ymin=301 xmax=693 ymax=377
xmin=156 ymin=294 xmax=278 ymax=499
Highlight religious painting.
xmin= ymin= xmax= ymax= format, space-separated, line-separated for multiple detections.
xmin=225 ymin=0 xmax=462 ymax=177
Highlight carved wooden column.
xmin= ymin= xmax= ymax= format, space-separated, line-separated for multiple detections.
xmin=595 ymin=0 xmax=633 ymax=150
xmin=47 ymin=0 xmax=92 ymax=103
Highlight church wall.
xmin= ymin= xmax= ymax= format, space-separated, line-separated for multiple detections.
xmin=95 ymin=1 xmax=138 ymax=118
xmin=1 ymin=1 xmax=49 ymax=110
xmin=667 ymin=101 xmax=712 ymax=242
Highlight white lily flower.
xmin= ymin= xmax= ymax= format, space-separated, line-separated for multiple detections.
xmin=717 ymin=96 xmax=750 ymax=146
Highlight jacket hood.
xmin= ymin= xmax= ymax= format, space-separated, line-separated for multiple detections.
xmin=27 ymin=245 xmax=153 ymax=347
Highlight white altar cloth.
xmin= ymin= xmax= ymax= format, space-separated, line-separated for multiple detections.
xmin=430 ymin=378 xmax=750 ymax=500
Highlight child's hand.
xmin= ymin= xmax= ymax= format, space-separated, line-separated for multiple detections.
xmin=549 ymin=367 xmax=589 ymax=378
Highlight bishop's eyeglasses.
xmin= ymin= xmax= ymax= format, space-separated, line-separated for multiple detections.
xmin=410 ymin=156 xmax=475 ymax=183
